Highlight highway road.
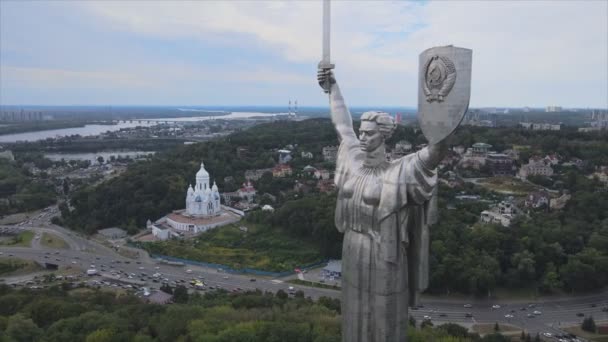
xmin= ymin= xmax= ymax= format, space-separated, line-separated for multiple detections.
xmin=1 ymin=206 xmax=607 ymax=339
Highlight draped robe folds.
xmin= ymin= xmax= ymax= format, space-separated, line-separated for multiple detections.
xmin=334 ymin=137 xmax=437 ymax=342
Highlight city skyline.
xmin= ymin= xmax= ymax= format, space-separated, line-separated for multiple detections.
xmin=1 ymin=0 xmax=607 ymax=107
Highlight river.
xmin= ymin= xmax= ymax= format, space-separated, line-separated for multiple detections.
xmin=44 ymin=151 xmax=155 ymax=164
xmin=0 ymin=112 xmax=280 ymax=143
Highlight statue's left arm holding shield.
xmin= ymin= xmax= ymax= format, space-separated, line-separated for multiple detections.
xmin=318 ymin=68 xmax=449 ymax=171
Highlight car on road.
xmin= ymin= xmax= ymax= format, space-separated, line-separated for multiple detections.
xmin=223 ymin=276 xmax=229 ymax=279
xmin=250 ymin=278 xmax=256 ymax=282
xmin=138 ymin=267 xmax=144 ymax=270
xmin=491 ymin=305 xmax=501 ymax=309
xmin=526 ymin=313 xmax=534 ymax=318
xmin=185 ymin=269 xmax=193 ymax=274
xmin=576 ymin=312 xmax=584 ymax=317
xmin=423 ymin=315 xmax=432 ymax=321
xmin=504 ymin=314 xmax=514 ymax=318
xmin=439 ymin=313 xmax=447 ymax=317
xmin=533 ymin=310 xmax=542 ymax=315
xmin=463 ymin=304 xmax=472 ymax=308
xmin=542 ymin=332 xmax=553 ymax=338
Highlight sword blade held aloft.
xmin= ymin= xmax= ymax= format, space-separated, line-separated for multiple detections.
xmin=319 ymin=0 xmax=334 ymax=70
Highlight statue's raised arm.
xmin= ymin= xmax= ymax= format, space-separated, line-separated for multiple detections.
xmin=318 ymin=69 xmax=357 ymax=143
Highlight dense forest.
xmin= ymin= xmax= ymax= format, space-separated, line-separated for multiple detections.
xmin=0 ymin=284 xmax=514 ymax=342
xmin=60 ymin=119 xmax=608 ymax=294
xmin=428 ymin=182 xmax=608 ymax=295
xmin=0 ymin=159 xmax=56 ymax=217
xmin=9 ymin=137 xmax=183 ymax=154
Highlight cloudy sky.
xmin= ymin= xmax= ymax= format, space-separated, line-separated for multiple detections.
xmin=1 ymin=0 xmax=606 ymax=107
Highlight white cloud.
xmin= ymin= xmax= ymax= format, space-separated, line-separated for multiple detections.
xmin=2 ymin=0 xmax=606 ymax=106
xmin=74 ymin=0 xmax=607 ymax=107
xmin=1 ymin=66 xmax=152 ymax=88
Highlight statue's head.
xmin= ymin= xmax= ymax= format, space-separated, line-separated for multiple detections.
xmin=359 ymin=111 xmax=395 ymax=152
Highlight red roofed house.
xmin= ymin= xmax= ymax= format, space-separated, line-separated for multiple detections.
xmin=272 ymin=164 xmax=293 ymax=177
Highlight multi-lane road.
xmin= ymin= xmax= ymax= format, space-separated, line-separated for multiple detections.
xmin=1 ymin=206 xmax=607 ymax=340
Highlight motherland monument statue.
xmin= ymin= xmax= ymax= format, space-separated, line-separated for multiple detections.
xmin=317 ymin=1 xmax=472 ymax=341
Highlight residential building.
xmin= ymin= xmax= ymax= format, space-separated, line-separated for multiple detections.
xmin=317 ymin=179 xmax=336 ymax=193
xmin=524 ymin=191 xmax=550 ymax=209
xmin=471 ymin=142 xmax=492 ymax=156
xmin=150 ymin=224 xmax=171 ymax=241
xmin=480 ymin=200 xmax=522 ymax=227
xmin=278 ymin=149 xmax=292 ymax=164
xmin=502 ymin=149 xmax=520 ymax=161
xmin=237 ymin=181 xmax=257 ymax=203
xmin=301 ymin=151 xmax=313 ymax=159
xmin=485 ymin=153 xmax=515 ymax=176
xmin=314 ymin=168 xmax=331 ymax=180
xmin=520 ymin=122 xmax=561 ymax=130
xmin=453 ymin=146 xmax=466 ymax=155
xmin=322 ymin=146 xmax=338 ymax=162
xmin=302 ymin=165 xmax=317 ymax=176
xmin=480 ymin=210 xmax=513 ymax=227
xmin=272 ymin=164 xmax=292 ymax=177
xmin=518 ymin=157 xmax=554 ymax=179
xmin=236 ymin=147 xmax=249 ymax=159
xmin=245 ymin=168 xmax=272 ymax=181
xmin=543 ymin=154 xmax=560 ymax=166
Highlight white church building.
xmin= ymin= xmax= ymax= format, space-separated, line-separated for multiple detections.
xmin=185 ymin=162 xmax=221 ymax=217
xmin=148 ymin=161 xmax=242 ymax=240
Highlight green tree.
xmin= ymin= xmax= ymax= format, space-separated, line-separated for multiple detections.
xmin=276 ymin=290 xmax=288 ymax=300
xmin=582 ymin=316 xmax=597 ymax=333
xmin=5 ymin=313 xmax=43 ymax=342
xmin=85 ymin=328 xmax=116 ymax=342
xmin=173 ymin=285 xmax=189 ymax=304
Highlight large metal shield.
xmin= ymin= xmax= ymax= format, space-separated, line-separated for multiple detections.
xmin=418 ymin=46 xmax=472 ymax=144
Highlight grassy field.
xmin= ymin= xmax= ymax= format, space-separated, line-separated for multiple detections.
xmin=141 ymin=223 xmax=324 ymax=273
xmin=40 ymin=232 xmax=69 ymax=249
xmin=563 ymin=325 xmax=608 ymax=342
xmin=477 ymin=176 xmax=544 ymax=196
xmin=0 ymin=257 xmax=43 ymax=276
xmin=0 ymin=230 xmax=35 ymax=247
xmin=472 ymin=323 xmax=522 ymax=339
xmin=288 ymin=278 xmax=340 ymax=290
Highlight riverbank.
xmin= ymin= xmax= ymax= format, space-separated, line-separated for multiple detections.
xmin=0 ymin=120 xmax=94 ymax=135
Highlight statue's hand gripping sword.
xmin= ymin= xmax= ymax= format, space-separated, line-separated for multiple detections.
xmin=318 ymin=0 xmax=334 ymax=94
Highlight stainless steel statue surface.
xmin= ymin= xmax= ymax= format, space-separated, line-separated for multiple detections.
xmin=317 ymin=5 xmax=471 ymax=340
xmin=317 ymin=46 xmax=471 ymax=341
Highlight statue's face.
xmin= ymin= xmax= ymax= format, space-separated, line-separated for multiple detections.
xmin=359 ymin=121 xmax=384 ymax=152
